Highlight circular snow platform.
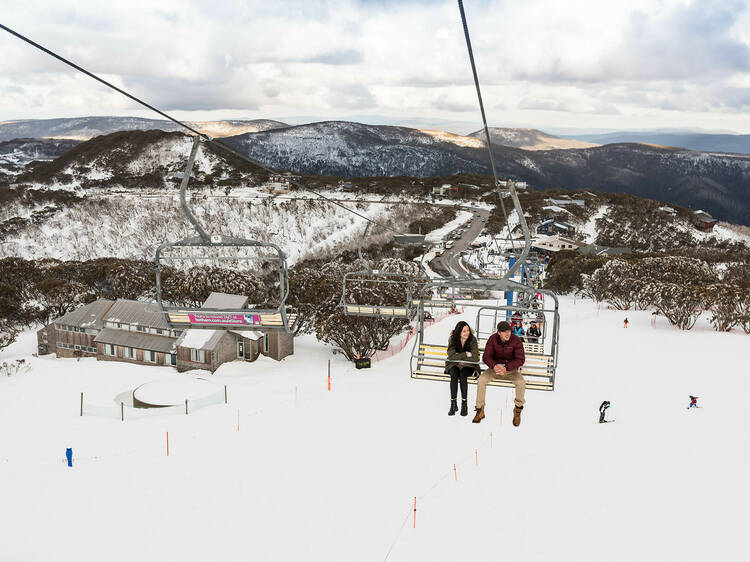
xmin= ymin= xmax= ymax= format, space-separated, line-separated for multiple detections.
xmin=132 ymin=378 xmax=219 ymax=409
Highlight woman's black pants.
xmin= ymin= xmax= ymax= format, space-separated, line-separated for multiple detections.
xmin=449 ymin=366 xmax=474 ymax=400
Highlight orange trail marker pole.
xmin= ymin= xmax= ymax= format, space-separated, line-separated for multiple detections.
xmin=327 ymin=360 xmax=331 ymax=391
xmin=453 ymin=463 xmax=458 ymax=481
xmin=490 ymin=432 xmax=493 ymax=447
xmin=475 ymin=449 xmax=478 ymax=466
xmin=413 ymin=497 xmax=417 ymax=528
xmin=166 ymin=431 xmax=169 ymax=457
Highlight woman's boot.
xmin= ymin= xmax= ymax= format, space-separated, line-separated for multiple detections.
xmin=460 ymin=399 xmax=468 ymax=416
xmin=448 ymin=399 xmax=458 ymax=416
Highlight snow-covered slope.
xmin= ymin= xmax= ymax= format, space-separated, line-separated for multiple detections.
xmin=0 ymin=297 xmax=747 ymax=561
xmin=468 ymin=127 xmax=599 ymax=150
xmin=0 ymin=192 xmax=423 ymax=266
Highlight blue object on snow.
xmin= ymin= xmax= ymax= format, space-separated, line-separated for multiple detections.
xmin=66 ymin=447 xmax=73 ymax=467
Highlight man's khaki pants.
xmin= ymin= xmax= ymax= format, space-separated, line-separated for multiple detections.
xmin=475 ymin=368 xmax=526 ymax=409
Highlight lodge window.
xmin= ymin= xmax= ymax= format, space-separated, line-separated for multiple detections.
xmin=124 ymin=347 xmax=136 ymax=359
xmin=136 ymin=325 xmax=146 ymax=332
xmin=190 ymin=349 xmax=205 ymax=363
xmin=104 ymin=344 xmax=116 ymax=356
xmin=144 ymin=350 xmax=156 ymax=363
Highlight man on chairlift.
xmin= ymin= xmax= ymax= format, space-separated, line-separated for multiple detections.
xmin=473 ymin=321 xmax=526 ymax=427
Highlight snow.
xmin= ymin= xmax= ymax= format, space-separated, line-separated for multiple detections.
xmin=177 ymin=329 xmax=220 ymax=349
xmin=1 ymin=298 xmax=749 ymax=561
xmin=133 ymin=377 xmax=220 ymax=406
xmin=580 ymin=204 xmax=609 ymax=244
xmin=541 ymin=204 xmax=571 ymax=214
xmin=423 ymin=210 xmax=474 ymax=243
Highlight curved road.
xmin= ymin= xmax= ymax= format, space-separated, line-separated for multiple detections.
xmin=432 ymin=207 xmax=490 ymax=277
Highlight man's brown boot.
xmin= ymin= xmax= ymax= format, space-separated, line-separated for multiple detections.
xmin=472 ymin=406 xmax=485 ymax=423
xmin=513 ymin=406 xmax=523 ymax=427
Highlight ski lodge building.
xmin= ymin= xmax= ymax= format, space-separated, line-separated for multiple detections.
xmin=36 ymin=292 xmax=293 ymax=372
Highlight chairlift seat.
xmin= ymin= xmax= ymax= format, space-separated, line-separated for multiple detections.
xmin=166 ymin=309 xmax=298 ymax=331
xmin=411 ymin=343 xmax=554 ymax=391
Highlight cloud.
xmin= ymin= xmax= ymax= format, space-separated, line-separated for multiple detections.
xmin=304 ymin=49 xmax=364 ymax=65
xmin=1 ymin=0 xmax=750 ymax=132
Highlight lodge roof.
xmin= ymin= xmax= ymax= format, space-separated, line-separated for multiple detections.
xmin=53 ymin=299 xmax=115 ymax=329
xmin=103 ymin=300 xmax=171 ymax=330
xmin=94 ymin=328 xmax=177 ymax=354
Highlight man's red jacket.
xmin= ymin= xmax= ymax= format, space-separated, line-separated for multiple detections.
xmin=482 ymin=333 xmax=525 ymax=372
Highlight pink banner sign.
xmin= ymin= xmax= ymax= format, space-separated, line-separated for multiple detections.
xmin=188 ymin=313 xmax=261 ymax=325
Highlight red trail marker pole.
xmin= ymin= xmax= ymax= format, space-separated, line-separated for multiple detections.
xmin=327 ymin=360 xmax=331 ymax=391
xmin=453 ymin=463 xmax=458 ymax=481
xmin=413 ymin=497 xmax=417 ymax=528
xmin=490 ymin=432 xmax=493 ymax=447
xmin=475 ymin=449 xmax=478 ymax=466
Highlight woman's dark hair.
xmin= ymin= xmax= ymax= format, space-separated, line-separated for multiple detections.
xmin=449 ymin=321 xmax=474 ymax=351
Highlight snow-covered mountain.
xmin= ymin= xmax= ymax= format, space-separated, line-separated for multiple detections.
xmin=0 ymin=116 xmax=287 ymax=142
xmin=4 ymin=125 xmax=750 ymax=226
xmin=0 ymin=138 xmax=79 ymax=178
xmin=468 ymin=127 xmax=598 ymax=150
xmin=223 ymin=121 xmax=492 ymax=178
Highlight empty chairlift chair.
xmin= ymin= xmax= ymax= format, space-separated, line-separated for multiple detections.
xmin=341 ymin=223 xmax=427 ymax=319
xmin=155 ymin=136 xmax=298 ymax=333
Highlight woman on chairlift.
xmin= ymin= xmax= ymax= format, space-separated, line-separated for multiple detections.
xmin=445 ymin=321 xmax=480 ymax=417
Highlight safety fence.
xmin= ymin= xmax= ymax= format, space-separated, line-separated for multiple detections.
xmin=371 ymin=307 xmax=465 ymax=363
xmin=381 ymin=388 xmax=517 ymax=561
xmin=81 ymin=386 xmax=227 ymax=421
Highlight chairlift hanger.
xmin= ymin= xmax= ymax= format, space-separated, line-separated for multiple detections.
xmin=341 ymin=223 xmax=428 ymax=318
xmin=407 ymin=1 xmax=561 ymax=392
xmin=155 ymin=136 xmax=297 ymax=332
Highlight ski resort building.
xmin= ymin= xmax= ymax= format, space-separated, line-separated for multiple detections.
xmin=531 ymin=234 xmax=585 ymax=253
xmin=36 ymin=293 xmax=293 ymax=372
xmin=692 ymin=210 xmax=718 ymax=231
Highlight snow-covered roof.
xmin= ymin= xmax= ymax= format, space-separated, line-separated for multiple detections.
xmin=202 ymin=292 xmax=249 ymax=309
xmin=104 ymin=300 xmax=171 ymax=330
xmin=53 ymin=299 xmax=114 ymax=329
xmin=94 ymin=328 xmax=176 ymax=353
xmin=229 ymin=330 xmax=264 ymax=341
xmin=175 ymin=329 xmax=226 ymax=351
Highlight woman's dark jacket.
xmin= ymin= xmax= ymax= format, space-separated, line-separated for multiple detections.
xmin=444 ymin=336 xmax=480 ymax=374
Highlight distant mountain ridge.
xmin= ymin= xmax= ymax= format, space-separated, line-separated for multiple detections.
xmin=468 ymin=128 xmax=598 ymax=150
xmin=0 ymin=116 xmax=288 ymax=142
xmin=3 ymin=123 xmax=750 ymax=226
xmin=562 ymin=131 xmax=750 ymax=155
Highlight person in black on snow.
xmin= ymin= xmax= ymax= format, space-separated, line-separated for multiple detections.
xmin=599 ymin=401 xmax=611 ymax=423
xmin=527 ymin=321 xmax=541 ymax=343
xmin=687 ymin=396 xmax=699 ymax=409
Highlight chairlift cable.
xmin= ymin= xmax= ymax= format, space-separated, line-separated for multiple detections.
xmin=457 ymin=1 xmax=532 ymax=281
xmin=0 ymin=22 xmax=401 ymax=236
xmin=455 ymin=3 xmax=514 ymax=253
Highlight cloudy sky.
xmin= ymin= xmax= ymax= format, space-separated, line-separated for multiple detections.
xmin=1 ymin=0 xmax=750 ymax=134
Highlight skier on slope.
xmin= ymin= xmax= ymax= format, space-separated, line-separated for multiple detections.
xmin=599 ymin=401 xmax=611 ymax=423
xmin=623 ymin=317 xmax=629 ymax=328
xmin=687 ymin=396 xmax=699 ymax=409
